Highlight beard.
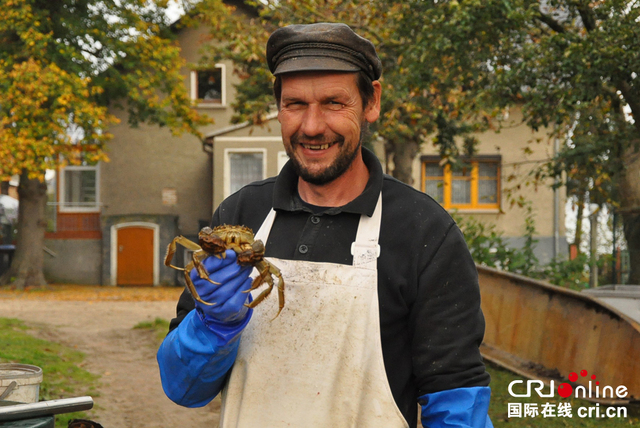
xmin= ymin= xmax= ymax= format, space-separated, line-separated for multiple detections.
xmin=286 ymin=123 xmax=370 ymax=186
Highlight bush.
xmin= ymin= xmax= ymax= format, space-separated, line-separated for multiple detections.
xmin=538 ymin=253 xmax=590 ymax=290
xmin=454 ymin=205 xmax=599 ymax=290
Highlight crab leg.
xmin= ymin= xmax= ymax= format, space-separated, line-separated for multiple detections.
xmin=166 ymin=237 xmax=220 ymax=306
xmin=245 ymin=261 xmax=285 ymax=319
xmin=165 ymin=236 xmax=202 ymax=270
xmin=183 ymin=267 xmax=216 ymax=307
xmin=186 ymin=252 xmax=222 ymax=306
xmin=191 ymin=251 xmax=221 ymax=286
xmin=166 ymin=227 xmax=285 ymax=317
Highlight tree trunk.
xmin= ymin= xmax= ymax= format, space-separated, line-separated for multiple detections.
xmin=589 ymin=208 xmax=599 ymax=288
xmin=574 ymin=190 xmax=585 ymax=255
xmin=0 ymin=171 xmax=48 ymax=289
xmin=619 ymin=148 xmax=640 ymax=285
xmin=388 ymin=138 xmax=420 ymax=186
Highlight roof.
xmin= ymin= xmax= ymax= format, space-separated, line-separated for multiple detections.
xmin=169 ymin=0 xmax=259 ymax=32
xmin=203 ymin=111 xmax=279 ymax=144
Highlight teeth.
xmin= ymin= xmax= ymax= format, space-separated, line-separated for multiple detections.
xmin=302 ymin=143 xmax=331 ymax=150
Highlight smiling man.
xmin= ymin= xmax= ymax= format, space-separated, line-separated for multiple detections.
xmin=158 ymin=23 xmax=493 ymax=428
xmin=279 ymin=71 xmax=379 ymax=205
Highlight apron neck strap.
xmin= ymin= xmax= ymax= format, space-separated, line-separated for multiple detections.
xmin=254 ymin=192 xmax=383 ymax=270
xmin=255 ymin=208 xmax=277 ymax=244
xmin=350 ymin=192 xmax=382 ymax=269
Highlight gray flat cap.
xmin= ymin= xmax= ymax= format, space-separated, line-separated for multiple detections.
xmin=267 ymin=23 xmax=382 ymax=81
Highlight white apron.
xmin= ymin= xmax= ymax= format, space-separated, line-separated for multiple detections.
xmin=219 ymin=194 xmax=408 ymax=428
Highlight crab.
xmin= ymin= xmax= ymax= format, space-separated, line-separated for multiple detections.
xmin=165 ymin=225 xmax=285 ymax=318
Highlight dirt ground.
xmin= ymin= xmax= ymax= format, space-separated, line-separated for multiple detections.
xmin=0 ymin=285 xmax=221 ymax=428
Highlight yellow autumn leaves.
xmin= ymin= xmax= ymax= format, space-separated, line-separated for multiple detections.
xmin=0 ymin=0 xmax=212 ymax=181
xmin=0 ymin=58 xmax=117 ymax=179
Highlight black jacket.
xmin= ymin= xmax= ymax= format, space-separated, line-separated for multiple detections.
xmin=171 ymin=147 xmax=490 ymax=426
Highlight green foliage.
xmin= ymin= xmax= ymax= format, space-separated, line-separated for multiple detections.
xmin=487 ymin=361 xmax=640 ymax=427
xmin=452 ymin=213 xmax=517 ymax=270
xmin=511 ymin=202 xmax=539 ymax=277
xmin=133 ymin=317 xmax=170 ymax=344
xmin=539 ymin=253 xmax=591 ymax=290
xmin=0 ymin=0 xmax=212 ymax=288
xmin=455 ymin=203 xmax=594 ymax=289
xmin=0 ymin=318 xmax=99 ymax=426
xmin=409 ymin=0 xmax=639 ymax=279
xmin=454 ymin=201 xmax=539 ymax=277
xmin=180 ymin=0 xmax=640 ymax=282
xmin=0 ymin=0 xmax=211 ymax=180
xmin=188 ymin=0 xmax=497 ymax=184
xmin=188 ymin=0 xmax=640 ymax=279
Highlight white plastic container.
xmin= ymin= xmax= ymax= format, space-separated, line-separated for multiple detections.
xmin=0 ymin=364 xmax=43 ymax=403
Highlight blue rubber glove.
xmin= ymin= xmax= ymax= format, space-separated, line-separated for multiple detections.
xmin=189 ymin=249 xmax=253 ymax=324
xmin=419 ymin=386 xmax=493 ymax=428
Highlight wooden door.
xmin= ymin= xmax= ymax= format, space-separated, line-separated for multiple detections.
xmin=117 ymin=227 xmax=154 ymax=286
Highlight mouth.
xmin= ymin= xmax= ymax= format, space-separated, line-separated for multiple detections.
xmin=300 ymin=142 xmax=335 ymax=150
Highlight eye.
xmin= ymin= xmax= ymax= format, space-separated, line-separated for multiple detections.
xmin=284 ymin=101 xmax=305 ymax=109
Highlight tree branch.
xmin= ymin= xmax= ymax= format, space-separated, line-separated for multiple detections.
xmin=536 ymin=11 xmax=566 ymax=33
xmin=616 ymin=79 xmax=640 ymax=134
xmin=575 ymin=3 xmax=596 ymax=32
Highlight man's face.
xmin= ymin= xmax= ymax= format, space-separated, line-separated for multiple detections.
xmin=277 ymin=72 xmax=379 ymax=186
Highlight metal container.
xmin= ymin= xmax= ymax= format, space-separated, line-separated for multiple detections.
xmin=0 ymin=365 xmax=43 ymax=404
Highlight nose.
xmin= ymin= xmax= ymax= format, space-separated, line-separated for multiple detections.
xmin=299 ymin=104 xmax=327 ymax=138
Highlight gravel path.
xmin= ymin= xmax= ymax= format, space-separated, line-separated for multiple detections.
xmin=0 ymin=289 xmax=221 ymax=427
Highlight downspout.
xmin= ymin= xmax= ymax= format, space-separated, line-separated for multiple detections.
xmin=202 ymin=136 xmax=214 ymax=218
xmin=553 ymin=130 xmax=560 ymax=260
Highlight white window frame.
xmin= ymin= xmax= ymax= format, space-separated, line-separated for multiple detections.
xmin=277 ymin=151 xmax=289 ymax=173
xmin=223 ymin=148 xmax=268 ymax=199
xmin=59 ymin=164 xmax=100 ymax=213
xmin=190 ymin=63 xmax=226 ymax=108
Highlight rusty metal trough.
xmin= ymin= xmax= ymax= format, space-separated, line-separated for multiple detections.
xmin=478 ymin=265 xmax=640 ymax=402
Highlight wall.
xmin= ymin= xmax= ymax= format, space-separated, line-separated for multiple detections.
xmin=414 ymin=108 xmax=568 ymax=263
xmin=44 ymin=239 xmax=102 ymax=284
xmin=101 ymin=26 xmax=244 ymax=236
xmin=44 ymin=20 xmax=276 ymax=284
xmin=210 ymin=122 xmax=284 ymax=210
xmin=479 ymin=265 xmax=640 ymax=399
xmin=100 ymin=118 xmax=212 ymax=236
xmin=101 ymin=214 xmax=180 ymax=286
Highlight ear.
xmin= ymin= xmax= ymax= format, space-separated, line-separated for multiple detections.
xmin=364 ymin=80 xmax=382 ymax=124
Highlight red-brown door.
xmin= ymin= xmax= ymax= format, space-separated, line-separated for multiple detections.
xmin=117 ymin=227 xmax=154 ymax=286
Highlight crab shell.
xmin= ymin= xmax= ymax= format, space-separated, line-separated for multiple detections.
xmin=165 ymin=224 xmax=284 ymax=317
xmin=198 ymin=225 xmax=256 ymax=254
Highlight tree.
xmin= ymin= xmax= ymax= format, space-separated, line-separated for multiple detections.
xmin=398 ymin=0 xmax=640 ymax=281
xmin=0 ymin=0 xmax=210 ymax=289
xmin=187 ymin=0 xmax=493 ymax=186
xmin=192 ymin=0 xmax=639 ymax=280
xmin=546 ymin=101 xmax=620 ymax=254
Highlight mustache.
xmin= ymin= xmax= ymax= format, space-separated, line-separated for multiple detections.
xmin=290 ymin=132 xmax=345 ymax=146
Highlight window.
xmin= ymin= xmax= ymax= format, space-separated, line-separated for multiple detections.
xmin=59 ymin=165 xmax=100 ymax=212
xmin=421 ymin=156 xmax=500 ymax=210
xmin=277 ymin=151 xmax=289 ymax=173
xmin=224 ymin=149 xmax=266 ymax=197
xmin=190 ymin=64 xmax=226 ymax=106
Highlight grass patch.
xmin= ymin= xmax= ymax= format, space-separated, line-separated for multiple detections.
xmin=487 ymin=361 xmax=639 ymax=427
xmin=133 ymin=317 xmax=170 ymax=344
xmin=0 ymin=318 xmax=99 ymax=427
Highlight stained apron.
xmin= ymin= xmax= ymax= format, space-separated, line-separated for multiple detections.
xmin=219 ymin=194 xmax=408 ymax=428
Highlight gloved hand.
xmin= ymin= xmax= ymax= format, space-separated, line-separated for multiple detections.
xmin=190 ymin=249 xmax=253 ymax=324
